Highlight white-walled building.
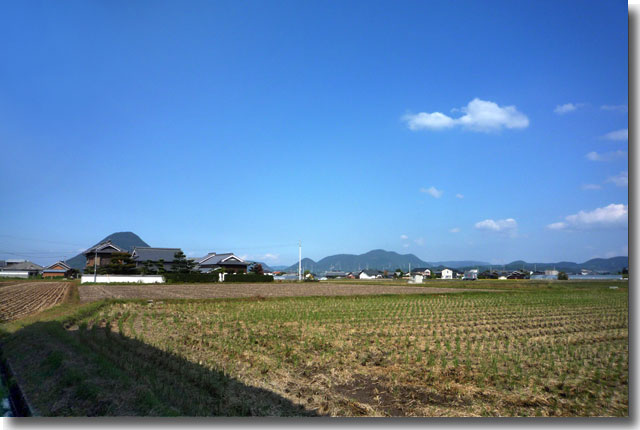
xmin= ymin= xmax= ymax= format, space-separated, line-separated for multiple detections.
xmin=441 ymin=268 xmax=453 ymax=279
xmin=359 ymin=270 xmax=382 ymax=279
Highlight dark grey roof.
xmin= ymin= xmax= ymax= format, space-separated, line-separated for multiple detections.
xmin=360 ymin=269 xmax=381 ymax=276
xmin=196 ymin=253 xmax=248 ymax=266
xmin=131 ymin=247 xmax=182 ymax=263
xmin=325 ymin=271 xmax=348 ymax=277
xmin=0 ymin=261 xmax=43 ymax=271
xmin=84 ymin=241 xmax=124 ymax=255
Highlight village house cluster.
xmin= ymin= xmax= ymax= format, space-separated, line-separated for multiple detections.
xmin=0 ymin=239 xmax=250 ymax=279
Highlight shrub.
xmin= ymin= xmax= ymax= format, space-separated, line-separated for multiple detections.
xmin=164 ymin=272 xmax=220 ymax=283
xmin=224 ymin=273 xmax=274 ymax=283
xmin=557 ymin=271 xmax=569 ymax=281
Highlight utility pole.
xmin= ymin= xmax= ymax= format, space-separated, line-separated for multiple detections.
xmin=298 ymin=240 xmax=302 ymax=281
xmin=93 ymin=247 xmax=98 ymax=283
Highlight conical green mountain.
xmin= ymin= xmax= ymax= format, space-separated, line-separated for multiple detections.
xmin=65 ymin=232 xmax=150 ymax=269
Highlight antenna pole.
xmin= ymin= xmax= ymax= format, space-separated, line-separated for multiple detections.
xmin=298 ymin=241 xmax=302 ymax=281
xmin=93 ymin=247 xmax=98 ymax=283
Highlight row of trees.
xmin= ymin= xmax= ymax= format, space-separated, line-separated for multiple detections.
xmin=85 ymin=251 xmax=265 ymax=276
xmin=85 ymin=251 xmax=198 ymax=275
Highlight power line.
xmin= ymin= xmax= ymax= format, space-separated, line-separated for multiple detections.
xmin=0 ymin=233 xmax=88 ymax=248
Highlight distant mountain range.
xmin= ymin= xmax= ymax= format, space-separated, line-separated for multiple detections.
xmin=66 ymin=232 xmax=149 ymax=269
xmin=282 ymin=249 xmax=628 ymax=274
xmin=283 ymin=250 xmax=489 ymax=273
xmin=64 ymin=233 xmax=628 ymax=275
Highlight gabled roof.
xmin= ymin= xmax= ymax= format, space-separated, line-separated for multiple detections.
xmin=44 ymin=261 xmax=71 ymax=270
xmin=84 ymin=241 xmax=124 ymax=255
xmin=196 ymin=252 xmax=248 ymax=266
xmin=359 ymin=269 xmax=381 ymax=276
xmin=131 ymin=247 xmax=182 ymax=263
xmin=0 ymin=261 xmax=43 ymax=271
xmin=325 ymin=271 xmax=348 ymax=277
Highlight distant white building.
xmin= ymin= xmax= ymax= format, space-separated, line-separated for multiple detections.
xmin=412 ymin=268 xmax=431 ymax=277
xmin=441 ymin=268 xmax=453 ymax=279
xmin=410 ymin=274 xmax=425 ymax=284
xmin=545 ymin=269 xmax=559 ymax=276
xmin=359 ymin=270 xmax=382 ymax=279
xmin=463 ymin=269 xmax=478 ymax=280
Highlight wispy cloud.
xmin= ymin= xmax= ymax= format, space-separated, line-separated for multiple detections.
xmin=450 ymin=227 xmax=461 ymax=233
xmin=600 ymin=104 xmax=627 ymax=112
xmin=420 ymin=186 xmax=443 ymax=198
xmin=404 ymin=98 xmax=529 ymax=132
xmin=456 ymin=193 xmax=464 ymax=199
xmin=262 ymin=253 xmax=279 ymax=261
xmin=413 ymin=238 xmax=425 ymax=246
xmin=581 ymin=184 xmax=602 ymax=190
xmin=402 ymin=244 xmax=410 ymax=248
xmin=554 ymin=102 xmax=585 ymax=114
xmin=602 ymin=128 xmax=628 ymax=141
xmin=606 ymin=171 xmax=628 ymax=187
xmin=547 ymin=203 xmax=628 ymax=230
xmin=585 ymin=150 xmax=626 ymax=162
xmin=475 ymin=218 xmax=517 ymax=237
xmin=400 ymin=234 xmax=408 ymax=240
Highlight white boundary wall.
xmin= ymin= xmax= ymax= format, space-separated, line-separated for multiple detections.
xmin=81 ymin=275 xmax=165 ymax=284
xmin=0 ymin=271 xmax=29 ymax=278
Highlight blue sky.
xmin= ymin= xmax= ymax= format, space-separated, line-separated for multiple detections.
xmin=0 ymin=0 xmax=629 ymax=266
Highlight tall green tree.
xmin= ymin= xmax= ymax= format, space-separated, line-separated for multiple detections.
xmin=100 ymin=252 xmax=139 ymax=275
xmin=171 ymin=251 xmax=195 ymax=273
xmin=155 ymin=259 xmax=166 ymax=274
xmin=250 ymin=263 xmax=264 ymax=275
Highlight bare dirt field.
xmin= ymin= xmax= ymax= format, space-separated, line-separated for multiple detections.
xmin=0 ymin=281 xmax=71 ymax=322
xmin=78 ymin=282 xmax=487 ymax=303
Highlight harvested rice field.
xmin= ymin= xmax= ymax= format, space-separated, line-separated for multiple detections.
xmin=0 ymin=281 xmax=628 ymax=417
xmin=0 ymin=282 xmax=71 ymax=322
xmin=77 ymin=282 xmax=488 ymax=302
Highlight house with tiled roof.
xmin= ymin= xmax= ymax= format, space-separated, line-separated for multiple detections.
xmin=83 ymin=241 xmax=125 ymax=271
xmin=194 ymin=253 xmax=249 ymax=274
xmin=358 ymin=269 xmax=383 ymax=279
xmin=42 ymin=261 xmax=73 ymax=278
xmin=0 ymin=260 xmax=43 ymax=278
xmin=131 ymin=247 xmax=183 ymax=272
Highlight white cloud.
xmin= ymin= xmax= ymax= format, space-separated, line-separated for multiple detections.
xmin=420 ymin=186 xmax=443 ymax=198
xmin=450 ymin=227 xmax=461 ymax=233
xmin=601 ymin=104 xmax=628 ymax=112
xmin=404 ymin=98 xmax=529 ymax=133
xmin=585 ymin=150 xmax=626 ymax=162
xmin=262 ymin=253 xmax=279 ymax=261
xmin=456 ymin=193 xmax=464 ymax=199
xmin=547 ymin=203 xmax=628 ymax=230
xmin=554 ymin=103 xmax=585 ymax=114
xmin=413 ymin=238 xmax=425 ymax=246
xmin=582 ymin=184 xmax=602 ymax=190
xmin=402 ymin=243 xmax=410 ymax=248
xmin=606 ymin=171 xmax=628 ymax=187
xmin=602 ymin=129 xmax=628 ymax=141
xmin=547 ymin=222 xmax=567 ymax=230
xmin=400 ymin=234 xmax=409 ymax=240
xmin=403 ymin=112 xmax=455 ymax=130
xmin=475 ymin=218 xmax=517 ymax=233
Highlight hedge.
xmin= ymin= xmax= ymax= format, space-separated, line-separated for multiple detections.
xmin=223 ymin=274 xmax=274 ymax=283
xmin=163 ymin=272 xmax=274 ymax=283
xmin=164 ymin=272 xmax=220 ymax=283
